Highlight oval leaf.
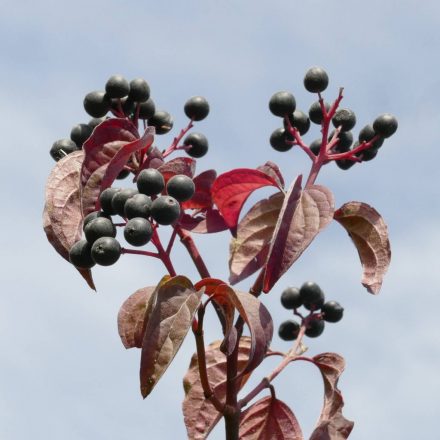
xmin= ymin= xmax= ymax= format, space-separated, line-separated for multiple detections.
xmin=257 ymin=161 xmax=285 ymax=190
xmin=117 ymin=286 xmax=156 ymax=349
xmin=211 ymin=168 xmax=279 ymax=230
xmin=229 ymin=192 xmax=284 ymax=284
xmin=140 ymin=276 xmax=203 ymax=398
xmin=239 ymin=396 xmax=303 ymax=440
xmin=334 ymin=202 xmax=391 ymax=294
xmin=182 ymin=337 xmax=253 ymax=440
xmin=309 ymin=353 xmax=354 ymax=440
xmin=263 ymin=178 xmax=335 ymax=293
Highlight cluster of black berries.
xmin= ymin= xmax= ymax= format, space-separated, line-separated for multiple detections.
xmin=69 ymin=169 xmax=195 ymax=268
xmin=268 ymin=67 xmax=398 ymax=169
xmin=278 ymin=282 xmax=344 ymax=340
xmin=49 ymin=74 xmax=211 ymax=162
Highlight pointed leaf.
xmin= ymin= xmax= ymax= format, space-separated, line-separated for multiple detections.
xmin=137 ymin=146 xmax=165 ymax=173
xmin=263 ymin=178 xmax=335 ymax=293
xmin=140 ymin=276 xmax=203 ymax=398
xmin=309 ymin=353 xmax=354 ymax=440
xmin=117 ymin=286 xmax=156 ymax=349
xmin=157 ymin=157 xmax=196 ymax=183
xmin=43 ymin=151 xmax=95 ymax=290
xmin=239 ymin=396 xmax=303 ymax=440
xmin=179 ymin=208 xmax=229 ymax=234
xmin=229 ymin=192 xmax=284 ymax=284
xmin=211 ymin=168 xmax=279 ymax=230
xmin=257 ymin=161 xmax=285 ymax=190
xmin=334 ymin=202 xmax=391 ymax=294
xmin=182 ymin=169 xmax=217 ymax=210
xmin=182 ymin=337 xmax=253 ymax=439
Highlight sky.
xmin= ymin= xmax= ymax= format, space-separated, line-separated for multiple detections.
xmin=1 ymin=0 xmax=440 ymax=439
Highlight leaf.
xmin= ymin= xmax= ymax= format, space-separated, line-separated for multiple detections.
xmin=263 ymin=178 xmax=335 ymax=293
xmin=157 ymin=157 xmax=196 ymax=183
xmin=139 ymin=276 xmax=203 ymax=398
xmin=81 ymin=118 xmax=139 ymax=186
xmin=182 ymin=169 xmax=217 ymax=210
xmin=334 ymin=202 xmax=391 ymax=294
xmin=309 ymin=353 xmax=354 ymax=440
xmin=137 ymin=146 xmax=165 ymax=172
xmin=182 ymin=337 xmax=253 ymax=439
xmin=257 ymin=161 xmax=285 ymax=190
xmin=229 ymin=192 xmax=284 ymax=284
xmin=117 ymin=286 xmax=156 ymax=349
xmin=239 ymin=396 xmax=303 ymax=440
xmin=43 ymin=150 xmax=95 ymax=290
xmin=179 ymin=208 xmax=229 ymax=234
xmin=211 ymin=168 xmax=279 ymax=230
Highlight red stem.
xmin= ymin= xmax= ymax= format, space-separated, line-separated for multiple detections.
xmin=163 ymin=119 xmax=194 ymax=158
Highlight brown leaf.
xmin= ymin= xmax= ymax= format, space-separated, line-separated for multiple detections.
xmin=182 ymin=337 xmax=253 ymax=439
xmin=229 ymin=192 xmax=284 ymax=284
xmin=43 ymin=151 xmax=95 ymax=290
xmin=334 ymin=202 xmax=391 ymax=294
xmin=263 ymin=177 xmax=335 ymax=293
xmin=239 ymin=396 xmax=303 ymax=440
xmin=117 ymin=286 xmax=156 ymax=349
xmin=257 ymin=161 xmax=285 ymax=190
xmin=309 ymin=353 xmax=354 ymax=440
xmin=140 ymin=276 xmax=203 ymax=398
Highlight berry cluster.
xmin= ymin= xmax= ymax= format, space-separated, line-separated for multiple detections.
xmin=278 ymin=282 xmax=344 ymax=340
xmin=69 ymin=169 xmax=195 ymax=268
xmin=49 ymin=74 xmax=211 ymax=162
xmin=268 ymin=67 xmax=398 ymax=169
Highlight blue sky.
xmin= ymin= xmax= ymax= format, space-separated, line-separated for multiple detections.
xmin=1 ymin=0 xmax=439 ymax=438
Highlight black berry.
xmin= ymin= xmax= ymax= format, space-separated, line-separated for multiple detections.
xmin=137 ymin=168 xmax=165 ymax=196
xmin=184 ymin=96 xmax=210 ymax=121
xmin=99 ymin=187 xmax=121 ymax=215
xmin=329 ymin=130 xmax=354 ymax=152
xmin=304 ymin=67 xmax=329 ymax=93
xmin=166 ymin=175 xmax=195 ymax=202
xmin=88 ymin=118 xmax=105 ymax=129
xmin=305 ymin=318 xmax=325 ymax=338
xmin=285 ymin=110 xmax=310 ymax=135
xmin=183 ymin=132 xmax=209 ymax=158
xmin=121 ymin=97 xmax=136 ymax=116
xmin=150 ymin=196 xmax=181 ymax=225
xmin=309 ymin=101 xmax=330 ymax=124
xmin=69 ymin=240 xmax=95 ymax=268
xmin=50 ymin=139 xmax=78 ymax=161
xmin=336 ymin=159 xmax=355 ymax=170
xmin=270 ymin=128 xmax=292 ymax=152
xmin=373 ymin=113 xmax=398 ymax=138
xmin=280 ymin=287 xmax=303 ymax=309
xmin=310 ymin=139 xmax=322 ymax=156
xmin=84 ymin=217 xmax=116 ymax=244
xmin=124 ymin=218 xmax=153 ymax=247
xmin=332 ymin=109 xmax=356 ymax=132
xmin=148 ymin=111 xmax=173 ymax=135
xmin=105 ymin=75 xmax=130 ymax=99
xmin=111 ymin=188 xmax=138 ymax=217
xmin=278 ymin=320 xmax=301 ymax=341
xmin=70 ymin=123 xmax=93 ymax=147
xmin=83 ymin=91 xmax=111 ymax=118
xmin=116 ymin=169 xmax=130 ymax=180
xmin=269 ymin=91 xmax=296 ymax=117
xmin=83 ymin=211 xmax=110 ymax=229
xmin=124 ymin=193 xmax=152 ymax=219
xmin=299 ymin=281 xmax=325 ymax=310
xmin=91 ymin=237 xmax=121 ymax=266
xmin=128 ymin=78 xmax=150 ymax=102
xmin=321 ymin=301 xmax=344 ymax=323
xmin=138 ymin=98 xmax=156 ymax=120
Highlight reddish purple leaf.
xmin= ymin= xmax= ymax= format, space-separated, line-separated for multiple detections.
xmin=182 ymin=169 xmax=217 ymax=210
xmin=334 ymin=202 xmax=391 ymax=294
xmin=81 ymin=164 xmax=107 ymax=216
xmin=257 ymin=161 xmax=285 ymax=190
xmin=179 ymin=208 xmax=229 ymax=234
xmin=309 ymin=353 xmax=354 ymax=440
xmin=140 ymin=276 xmax=203 ymax=398
xmin=117 ymin=286 xmax=156 ymax=349
xmin=211 ymin=168 xmax=279 ymax=230
xmin=137 ymin=146 xmax=165 ymax=172
xmin=263 ymin=178 xmax=335 ymax=293
xmin=229 ymin=192 xmax=284 ymax=284
xmin=239 ymin=396 xmax=303 ymax=440
xmin=157 ymin=157 xmax=196 ymax=183
xmin=182 ymin=338 xmax=253 ymax=439
xmin=43 ymin=150 xmax=95 ymax=290
xmin=81 ymin=118 xmax=139 ymax=186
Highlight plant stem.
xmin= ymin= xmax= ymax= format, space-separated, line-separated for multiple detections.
xmin=176 ymin=227 xmax=210 ymax=278
xmin=151 ymin=229 xmax=177 ymax=276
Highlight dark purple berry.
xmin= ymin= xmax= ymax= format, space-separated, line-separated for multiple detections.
xmin=116 ymin=168 xmax=130 ymax=180
xmin=50 ymin=139 xmax=78 ymax=161
xmin=124 ymin=193 xmax=152 ymax=219
xmin=280 ymin=287 xmax=302 ymax=309
xmin=284 ymin=110 xmax=310 ymax=135
xmin=329 ymin=130 xmax=354 ymax=152
xmin=321 ymin=301 xmax=344 ymax=323
xmin=111 ymin=188 xmax=138 ymax=217
xmin=270 ymin=128 xmax=292 ymax=152
xmin=91 ymin=237 xmax=121 ymax=266
xmin=310 ymin=139 xmax=322 ymax=156
xmin=309 ymin=101 xmax=330 ymax=124
xmin=269 ymin=91 xmax=296 ymax=117
xmin=183 ymin=132 xmax=209 ymax=158
xmin=83 ymin=91 xmax=111 ymax=118
xmin=336 ymin=159 xmax=356 ymax=170
xmin=305 ymin=317 xmax=325 ymax=337
xmin=166 ymin=175 xmax=195 ymax=202
xmin=137 ymin=168 xmax=165 ymax=196
xmin=373 ymin=114 xmax=398 ymax=138
xmin=70 ymin=123 xmax=93 ymax=147
xmin=278 ymin=320 xmax=301 ymax=341
xmin=99 ymin=187 xmax=121 ymax=215
xmin=83 ymin=211 xmax=110 ymax=229
xmin=138 ymin=98 xmax=156 ymax=120
xmin=124 ymin=218 xmax=153 ymax=246
xmin=69 ymin=240 xmax=95 ymax=268
xmin=88 ymin=118 xmax=105 ymax=129
xmin=150 ymin=196 xmax=181 ymax=225
xmin=304 ymin=67 xmax=329 ymax=93
xmin=332 ymin=109 xmax=356 ymax=132
xmin=148 ymin=111 xmax=173 ymax=135
xmin=84 ymin=217 xmax=116 ymax=244
xmin=128 ymin=78 xmax=150 ymax=102
xmin=299 ymin=281 xmax=325 ymax=311
xmin=105 ymin=75 xmax=130 ymax=99
xmin=184 ymin=96 xmax=210 ymax=121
